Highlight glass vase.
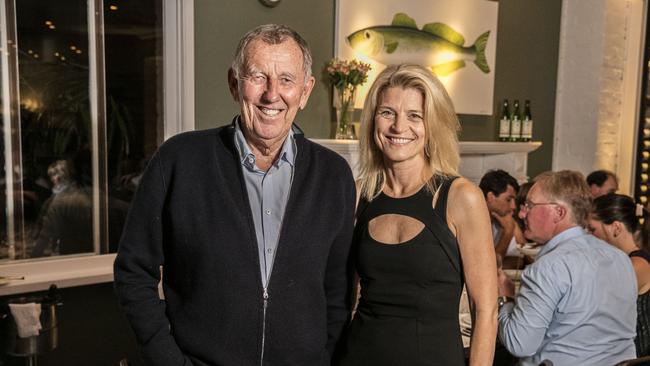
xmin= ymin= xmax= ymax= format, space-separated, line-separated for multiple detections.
xmin=334 ymin=86 xmax=357 ymax=140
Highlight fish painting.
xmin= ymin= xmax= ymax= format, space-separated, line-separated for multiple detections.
xmin=347 ymin=13 xmax=490 ymax=76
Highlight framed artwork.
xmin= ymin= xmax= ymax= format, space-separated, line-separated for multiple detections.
xmin=335 ymin=0 xmax=498 ymax=115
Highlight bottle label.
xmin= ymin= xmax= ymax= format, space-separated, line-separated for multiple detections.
xmin=522 ymin=119 xmax=533 ymax=139
xmin=511 ymin=118 xmax=522 ymax=139
xmin=499 ymin=118 xmax=510 ymax=138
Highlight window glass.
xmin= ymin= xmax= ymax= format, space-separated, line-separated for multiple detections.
xmin=0 ymin=0 xmax=163 ymax=261
xmin=104 ymin=0 xmax=163 ymax=252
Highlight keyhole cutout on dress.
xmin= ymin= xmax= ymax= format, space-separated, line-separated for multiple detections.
xmin=368 ymin=214 xmax=426 ymax=245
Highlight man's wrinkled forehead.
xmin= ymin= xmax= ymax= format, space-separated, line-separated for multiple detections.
xmin=241 ymin=38 xmax=305 ymax=74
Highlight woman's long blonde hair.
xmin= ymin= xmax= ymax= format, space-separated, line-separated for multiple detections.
xmin=358 ymin=64 xmax=460 ymax=200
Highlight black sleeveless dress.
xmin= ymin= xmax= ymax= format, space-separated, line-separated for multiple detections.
xmin=338 ymin=177 xmax=464 ymax=366
xmin=630 ymin=250 xmax=650 ymax=357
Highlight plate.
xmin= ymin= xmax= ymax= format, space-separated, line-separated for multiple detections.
xmin=517 ymin=243 xmax=542 ymax=258
xmin=502 ymin=269 xmax=522 ymax=280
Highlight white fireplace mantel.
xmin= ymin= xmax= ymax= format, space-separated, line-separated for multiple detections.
xmin=311 ymin=139 xmax=542 ymax=184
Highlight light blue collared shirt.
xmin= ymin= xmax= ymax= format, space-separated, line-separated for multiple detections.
xmin=498 ymin=226 xmax=637 ymax=366
xmin=234 ymin=119 xmax=296 ymax=288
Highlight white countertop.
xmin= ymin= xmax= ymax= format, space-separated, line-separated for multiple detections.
xmin=0 ymin=254 xmax=115 ymax=296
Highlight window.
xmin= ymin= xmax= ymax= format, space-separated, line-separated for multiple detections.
xmin=0 ymin=0 xmax=192 ymax=262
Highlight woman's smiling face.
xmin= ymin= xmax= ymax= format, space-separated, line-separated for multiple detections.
xmin=373 ymin=86 xmax=427 ymax=165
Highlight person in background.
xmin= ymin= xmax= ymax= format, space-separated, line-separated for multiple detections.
xmin=589 ymin=193 xmax=650 ymax=357
xmin=514 ymin=181 xmax=534 ymax=234
xmin=479 ymin=169 xmax=525 ymax=268
xmin=114 ymin=24 xmax=356 ymax=365
xmin=498 ymin=170 xmax=637 ymax=365
xmin=587 ymin=169 xmax=619 ymax=198
xmin=337 ymin=64 xmax=497 ymax=366
xmin=31 ymin=159 xmax=93 ymax=257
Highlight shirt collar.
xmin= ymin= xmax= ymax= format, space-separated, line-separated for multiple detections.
xmin=537 ymin=226 xmax=586 ymax=259
xmin=233 ymin=117 xmax=296 ymax=170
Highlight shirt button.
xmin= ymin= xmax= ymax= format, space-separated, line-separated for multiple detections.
xmin=267 ymin=248 xmax=273 ymax=254
xmin=248 ymin=157 xmax=254 ymax=164
xmin=265 ymin=209 xmax=271 ymax=215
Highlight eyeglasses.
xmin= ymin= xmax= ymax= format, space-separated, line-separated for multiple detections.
xmin=521 ymin=200 xmax=559 ymax=212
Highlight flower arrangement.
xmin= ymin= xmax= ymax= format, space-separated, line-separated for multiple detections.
xmin=325 ymin=59 xmax=371 ymax=139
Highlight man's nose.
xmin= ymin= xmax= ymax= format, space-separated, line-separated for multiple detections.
xmin=518 ymin=207 xmax=527 ymax=220
xmin=262 ymin=79 xmax=279 ymax=102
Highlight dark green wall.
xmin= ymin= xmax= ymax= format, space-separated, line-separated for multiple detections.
xmin=458 ymin=0 xmax=562 ymax=177
xmin=194 ymin=0 xmax=562 ymax=176
xmin=194 ymin=0 xmax=335 ymax=138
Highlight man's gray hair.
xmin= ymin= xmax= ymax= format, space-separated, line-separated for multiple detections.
xmin=533 ymin=170 xmax=592 ymax=227
xmin=231 ymin=24 xmax=313 ymax=82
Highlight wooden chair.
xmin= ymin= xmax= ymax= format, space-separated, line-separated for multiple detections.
xmin=614 ymin=356 xmax=650 ymax=365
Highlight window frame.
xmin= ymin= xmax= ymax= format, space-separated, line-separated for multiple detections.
xmin=0 ymin=0 xmax=194 ymax=296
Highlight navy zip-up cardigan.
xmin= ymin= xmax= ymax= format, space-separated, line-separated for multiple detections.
xmin=114 ymin=122 xmax=356 ymax=366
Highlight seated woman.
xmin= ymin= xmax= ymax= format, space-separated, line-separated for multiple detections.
xmin=589 ymin=193 xmax=650 ymax=357
xmin=336 ymin=64 xmax=497 ymax=366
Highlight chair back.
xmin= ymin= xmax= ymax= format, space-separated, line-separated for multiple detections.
xmin=614 ymin=356 xmax=650 ymax=366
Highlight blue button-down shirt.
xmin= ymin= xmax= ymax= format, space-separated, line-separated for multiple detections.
xmin=498 ymin=226 xmax=637 ymax=366
xmin=234 ymin=120 xmax=296 ymax=288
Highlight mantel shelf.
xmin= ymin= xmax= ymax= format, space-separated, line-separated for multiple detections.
xmin=311 ymin=139 xmax=542 ymax=184
xmin=312 ymin=139 xmax=542 ymax=154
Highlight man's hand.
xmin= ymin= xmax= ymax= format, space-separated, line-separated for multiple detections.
xmin=492 ymin=212 xmax=517 ymax=258
xmin=497 ymin=269 xmax=516 ymax=297
xmin=492 ymin=211 xmax=516 ymax=234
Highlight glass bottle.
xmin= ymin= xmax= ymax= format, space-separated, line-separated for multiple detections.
xmin=498 ymin=99 xmax=510 ymax=142
xmin=521 ymin=100 xmax=533 ymax=142
xmin=510 ymin=100 xmax=522 ymax=142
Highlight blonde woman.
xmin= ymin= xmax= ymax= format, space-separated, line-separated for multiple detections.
xmin=337 ymin=64 xmax=497 ymax=366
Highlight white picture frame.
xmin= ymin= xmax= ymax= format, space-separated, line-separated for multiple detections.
xmin=335 ymin=0 xmax=498 ymax=115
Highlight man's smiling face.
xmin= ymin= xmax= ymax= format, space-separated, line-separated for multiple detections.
xmin=230 ymin=38 xmax=314 ymax=148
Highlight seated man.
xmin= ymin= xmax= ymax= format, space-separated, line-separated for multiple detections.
xmin=498 ymin=170 xmax=636 ymax=366
xmin=586 ymin=169 xmax=618 ymax=198
xmin=479 ymin=169 xmax=525 ymax=267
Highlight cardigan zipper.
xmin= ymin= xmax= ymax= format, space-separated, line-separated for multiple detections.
xmin=259 ymin=161 xmax=294 ymax=366
xmin=260 ymin=287 xmax=269 ymax=366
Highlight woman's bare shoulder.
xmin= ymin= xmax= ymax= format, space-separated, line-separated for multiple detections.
xmin=448 ymin=177 xmax=485 ymax=207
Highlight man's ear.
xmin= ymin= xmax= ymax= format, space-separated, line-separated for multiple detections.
xmin=299 ymin=76 xmax=316 ymax=110
xmin=486 ymin=191 xmax=496 ymax=204
xmin=227 ymin=68 xmax=240 ymax=101
xmin=554 ymin=204 xmax=567 ymax=223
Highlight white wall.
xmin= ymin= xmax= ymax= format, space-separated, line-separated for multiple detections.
xmin=553 ymin=0 xmax=645 ymax=195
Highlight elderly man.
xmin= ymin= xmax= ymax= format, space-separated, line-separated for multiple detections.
xmin=497 ymin=170 xmax=636 ymax=366
xmin=114 ymin=24 xmax=356 ymax=365
xmin=587 ymin=169 xmax=619 ymax=198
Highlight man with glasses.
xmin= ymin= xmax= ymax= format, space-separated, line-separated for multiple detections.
xmin=497 ymin=170 xmax=637 ymax=366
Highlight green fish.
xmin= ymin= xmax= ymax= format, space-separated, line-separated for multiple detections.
xmin=347 ymin=13 xmax=490 ymax=76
